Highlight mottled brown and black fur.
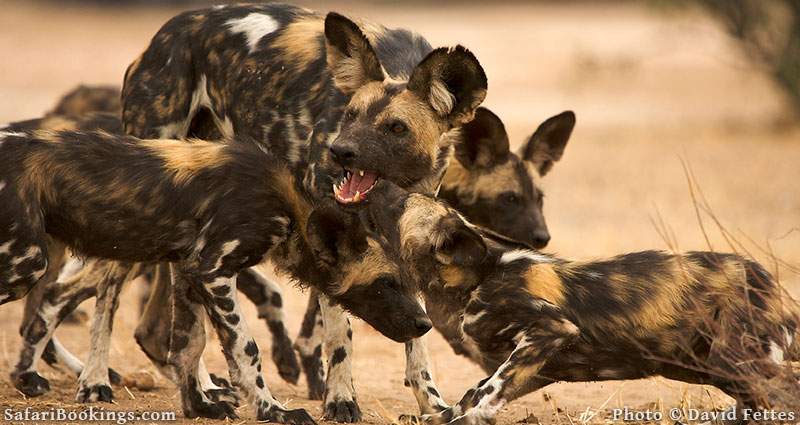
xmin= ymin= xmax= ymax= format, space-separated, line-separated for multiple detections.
xmin=361 ymin=181 xmax=800 ymax=425
xmin=0 ymin=129 xmax=430 ymax=424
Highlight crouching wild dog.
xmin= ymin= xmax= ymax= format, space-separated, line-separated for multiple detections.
xmin=0 ymin=129 xmax=430 ymax=424
xmin=359 ymin=181 xmax=800 ymax=425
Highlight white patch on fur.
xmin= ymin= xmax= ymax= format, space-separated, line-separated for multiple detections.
xmin=226 ymin=13 xmax=279 ymax=53
xmin=428 ymin=79 xmax=455 ymax=117
xmin=0 ymin=293 xmax=9 ymax=303
xmin=0 ymin=130 xmax=26 ymax=139
xmin=769 ymin=341 xmax=785 ymax=364
xmin=211 ymin=240 xmax=240 ymax=273
xmin=0 ymin=181 xmax=6 ymax=192
xmin=57 ymin=257 xmax=85 ymax=283
xmin=499 ymin=249 xmax=553 ymax=265
xmin=198 ymin=359 xmax=223 ymax=390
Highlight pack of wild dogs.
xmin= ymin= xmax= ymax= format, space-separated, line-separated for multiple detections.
xmin=1 ymin=3 xmax=798 ymax=424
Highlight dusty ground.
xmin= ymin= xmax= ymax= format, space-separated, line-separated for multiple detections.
xmin=1 ymin=1 xmax=799 ymax=424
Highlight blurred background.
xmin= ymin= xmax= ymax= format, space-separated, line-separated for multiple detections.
xmin=0 ymin=1 xmax=798 ymax=423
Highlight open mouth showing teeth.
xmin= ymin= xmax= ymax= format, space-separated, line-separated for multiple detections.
xmin=333 ymin=169 xmax=379 ymax=204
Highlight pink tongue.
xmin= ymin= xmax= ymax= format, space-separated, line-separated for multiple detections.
xmin=343 ymin=170 xmax=378 ymax=198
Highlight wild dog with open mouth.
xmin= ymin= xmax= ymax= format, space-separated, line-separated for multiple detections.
xmin=118 ymin=4 xmax=486 ymax=420
xmin=0 ymin=128 xmax=430 ymax=424
xmin=359 ymin=180 xmax=800 ymax=425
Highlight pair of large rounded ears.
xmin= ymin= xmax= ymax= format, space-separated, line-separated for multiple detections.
xmin=519 ymin=111 xmax=576 ymax=176
xmin=324 ymin=13 xmax=488 ymax=127
xmin=433 ymin=215 xmax=487 ymax=267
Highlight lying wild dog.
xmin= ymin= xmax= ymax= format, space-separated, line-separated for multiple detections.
xmin=119 ymin=4 xmax=486 ymax=421
xmin=0 ymin=128 xmax=431 ymax=424
xmin=359 ymin=180 xmax=800 ymax=425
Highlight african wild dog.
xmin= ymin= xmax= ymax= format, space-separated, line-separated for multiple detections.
xmin=359 ymin=180 xmax=800 ymax=425
xmin=0 ymin=128 xmax=431 ymax=424
xmin=117 ymin=4 xmax=486 ymax=421
xmin=5 ymin=110 xmax=305 ymax=395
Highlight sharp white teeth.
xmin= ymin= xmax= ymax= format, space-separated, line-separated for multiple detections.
xmin=359 ymin=170 xmax=364 ymax=176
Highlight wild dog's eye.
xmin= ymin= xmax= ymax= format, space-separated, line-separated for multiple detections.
xmin=387 ymin=120 xmax=408 ymax=136
xmin=343 ymin=109 xmax=358 ymax=122
xmin=500 ymin=192 xmax=519 ymax=205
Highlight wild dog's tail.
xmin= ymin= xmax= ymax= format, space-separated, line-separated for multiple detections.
xmin=742 ymin=259 xmax=800 ymax=362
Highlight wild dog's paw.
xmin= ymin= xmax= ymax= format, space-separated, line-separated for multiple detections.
xmin=108 ymin=368 xmax=122 ymax=385
xmin=76 ymin=383 xmax=114 ymax=403
xmin=184 ymin=398 xmax=238 ymax=420
xmin=272 ymin=338 xmax=301 ymax=384
xmin=13 ymin=371 xmax=51 ymax=397
xmin=324 ymin=399 xmax=362 ymax=423
xmin=258 ymin=403 xmax=317 ymax=425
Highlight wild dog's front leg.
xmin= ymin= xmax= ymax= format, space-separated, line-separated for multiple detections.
xmin=77 ymin=261 xmax=138 ymax=403
xmin=320 ymin=294 xmax=361 ymax=422
xmin=195 ymin=270 xmax=315 ymax=425
xmin=294 ymin=290 xmax=326 ymax=400
xmin=401 ymin=317 xmax=579 ymax=425
xmin=237 ymin=267 xmax=301 ymax=384
xmin=405 ymin=337 xmax=450 ymax=414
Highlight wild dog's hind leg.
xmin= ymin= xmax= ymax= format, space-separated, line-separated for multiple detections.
xmin=0 ymin=212 xmax=54 ymax=305
xmin=13 ymin=257 xmax=94 ymax=396
xmin=401 ymin=316 xmax=579 ymax=425
xmin=320 ymin=295 xmax=361 ymax=423
xmin=294 ymin=289 xmax=326 ymax=400
xmin=237 ymin=267 xmax=301 ymax=384
xmin=405 ymin=337 xmax=450 ymax=414
xmin=34 ymin=258 xmax=121 ymax=385
xmin=76 ymin=261 xmax=139 ymax=403
xmin=135 ymin=264 xmax=238 ymax=418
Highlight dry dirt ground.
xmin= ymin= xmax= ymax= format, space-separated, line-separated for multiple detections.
xmin=1 ymin=1 xmax=799 ymax=424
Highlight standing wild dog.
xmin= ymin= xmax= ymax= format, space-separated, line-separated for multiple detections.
xmin=118 ymin=4 xmax=486 ymax=421
xmin=359 ymin=180 xmax=800 ymax=425
xmin=0 ymin=128 xmax=431 ymax=424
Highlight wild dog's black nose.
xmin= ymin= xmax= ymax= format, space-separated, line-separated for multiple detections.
xmin=329 ymin=143 xmax=357 ymax=166
xmin=414 ymin=317 xmax=433 ymax=335
xmin=532 ymin=230 xmax=550 ymax=249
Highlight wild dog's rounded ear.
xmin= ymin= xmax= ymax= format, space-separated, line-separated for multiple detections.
xmin=434 ymin=216 xmax=487 ymax=266
xmin=407 ymin=45 xmax=488 ymax=127
xmin=306 ymin=205 xmax=353 ymax=267
xmin=454 ymin=107 xmax=510 ymax=169
xmin=519 ymin=111 xmax=575 ymax=176
xmin=324 ymin=12 xmax=385 ymax=95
